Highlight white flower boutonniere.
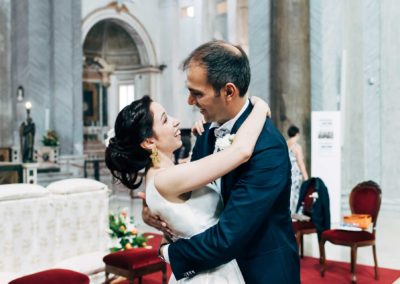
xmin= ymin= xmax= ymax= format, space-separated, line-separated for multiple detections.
xmin=215 ymin=134 xmax=235 ymax=151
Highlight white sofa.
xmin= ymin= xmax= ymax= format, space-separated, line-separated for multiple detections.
xmin=0 ymin=178 xmax=109 ymax=283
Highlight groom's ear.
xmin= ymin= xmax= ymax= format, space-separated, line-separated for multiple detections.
xmin=140 ymin=138 xmax=155 ymax=151
xmin=224 ymin=83 xmax=236 ymax=102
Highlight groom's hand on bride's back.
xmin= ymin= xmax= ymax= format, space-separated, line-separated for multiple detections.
xmin=138 ymin=192 xmax=174 ymax=240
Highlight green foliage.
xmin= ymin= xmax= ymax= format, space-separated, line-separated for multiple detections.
xmin=108 ymin=210 xmax=148 ymax=252
xmin=42 ymin=130 xmax=60 ymax=146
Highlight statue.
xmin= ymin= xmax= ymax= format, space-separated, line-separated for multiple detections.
xmin=19 ymin=116 xmax=36 ymax=163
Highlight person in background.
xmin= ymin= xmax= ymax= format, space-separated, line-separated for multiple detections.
xmin=287 ymin=125 xmax=309 ymax=213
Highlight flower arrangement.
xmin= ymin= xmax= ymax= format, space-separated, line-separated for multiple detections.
xmin=42 ymin=130 xmax=60 ymax=147
xmin=215 ymin=134 xmax=235 ymax=151
xmin=108 ymin=209 xmax=150 ymax=252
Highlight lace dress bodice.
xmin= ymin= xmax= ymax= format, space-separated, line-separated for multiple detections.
xmin=145 ymin=177 xmax=244 ymax=283
xmin=146 ymin=178 xmax=223 ymax=240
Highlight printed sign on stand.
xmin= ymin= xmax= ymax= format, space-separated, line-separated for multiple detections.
xmin=311 ymin=111 xmax=341 ymax=224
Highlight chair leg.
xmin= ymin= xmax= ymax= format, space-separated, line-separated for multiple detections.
xmin=373 ymin=245 xmax=379 ymax=280
xmin=162 ymin=265 xmax=167 ymax=284
xmin=351 ymin=245 xmax=357 ymax=283
xmin=105 ymin=271 xmax=110 ymax=284
xmin=300 ymin=234 xmax=304 ymax=258
xmin=319 ymin=240 xmax=326 ymax=277
xmin=295 ymin=232 xmax=301 ymax=257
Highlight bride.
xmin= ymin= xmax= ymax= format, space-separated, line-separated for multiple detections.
xmin=105 ymin=95 xmax=269 ymax=283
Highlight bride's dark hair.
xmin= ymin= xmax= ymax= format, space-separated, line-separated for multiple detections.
xmin=105 ymin=95 xmax=154 ymax=190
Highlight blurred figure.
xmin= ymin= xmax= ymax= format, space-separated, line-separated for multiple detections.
xmin=287 ymin=125 xmax=309 ymax=213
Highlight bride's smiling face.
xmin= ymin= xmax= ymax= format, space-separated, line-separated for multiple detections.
xmin=150 ymin=102 xmax=182 ymax=153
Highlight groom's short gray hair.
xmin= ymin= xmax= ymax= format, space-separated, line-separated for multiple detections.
xmin=181 ymin=40 xmax=251 ymax=97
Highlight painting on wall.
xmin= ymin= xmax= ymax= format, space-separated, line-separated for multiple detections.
xmin=83 ymin=82 xmax=99 ymax=126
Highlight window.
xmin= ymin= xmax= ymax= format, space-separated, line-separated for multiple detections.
xmin=181 ymin=6 xmax=195 ymax=18
xmin=119 ymin=84 xmax=135 ymax=111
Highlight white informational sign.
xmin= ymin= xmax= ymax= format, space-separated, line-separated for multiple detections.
xmin=311 ymin=111 xmax=341 ymax=224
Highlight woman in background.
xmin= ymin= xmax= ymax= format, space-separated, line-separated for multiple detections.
xmin=287 ymin=125 xmax=309 ymax=213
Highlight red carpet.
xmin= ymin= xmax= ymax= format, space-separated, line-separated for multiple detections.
xmin=119 ymin=257 xmax=400 ymax=283
xmin=301 ymin=257 xmax=400 ymax=283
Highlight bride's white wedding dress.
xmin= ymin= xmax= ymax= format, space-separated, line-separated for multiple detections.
xmin=146 ymin=177 xmax=245 ymax=283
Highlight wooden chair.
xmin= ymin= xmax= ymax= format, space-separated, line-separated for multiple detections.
xmin=320 ymin=181 xmax=382 ymax=283
xmin=104 ymin=233 xmax=167 ymax=284
xmin=292 ymin=179 xmax=317 ymax=258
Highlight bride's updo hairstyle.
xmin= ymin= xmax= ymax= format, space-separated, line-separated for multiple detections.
xmin=105 ymin=95 xmax=154 ymax=190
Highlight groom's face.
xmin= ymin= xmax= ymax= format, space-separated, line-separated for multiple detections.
xmin=185 ymin=64 xmax=226 ymax=123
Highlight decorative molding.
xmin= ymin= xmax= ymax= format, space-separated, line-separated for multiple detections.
xmin=81 ymin=5 xmax=157 ymax=66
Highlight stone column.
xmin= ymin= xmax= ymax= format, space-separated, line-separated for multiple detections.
xmin=52 ymin=0 xmax=83 ymax=155
xmin=0 ymin=0 xmax=12 ymax=147
xmin=270 ymin=0 xmax=311 ymax=168
xmin=10 ymin=0 xmax=82 ymax=155
xmin=248 ymin=0 xmax=270 ymax=100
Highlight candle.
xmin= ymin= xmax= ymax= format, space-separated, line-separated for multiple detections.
xmin=45 ymin=108 xmax=50 ymax=130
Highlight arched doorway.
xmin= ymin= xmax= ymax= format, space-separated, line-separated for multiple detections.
xmin=81 ymin=10 xmax=160 ymax=161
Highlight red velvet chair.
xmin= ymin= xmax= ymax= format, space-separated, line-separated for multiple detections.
xmin=292 ymin=179 xmax=317 ymax=258
xmin=320 ymin=180 xmax=382 ymax=283
xmin=9 ymin=269 xmax=89 ymax=284
xmin=103 ymin=233 xmax=167 ymax=284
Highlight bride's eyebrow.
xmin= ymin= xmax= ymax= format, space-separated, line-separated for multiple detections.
xmin=161 ymin=112 xmax=167 ymax=121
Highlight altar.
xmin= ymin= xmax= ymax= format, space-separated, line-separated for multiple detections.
xmin=0 ymin=162 xmax=38 ymax=184
xmin=0 ymin=162 xmax=23 ymax=184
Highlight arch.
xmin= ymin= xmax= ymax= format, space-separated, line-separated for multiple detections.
xmin=82 ymin=7 xmax=157 ymax=66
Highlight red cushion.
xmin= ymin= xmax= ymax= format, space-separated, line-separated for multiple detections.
xmin=322 ymin=229 xmax=375 ymax=243
xmin=292 ymin=221 xmax=316 ymax=232
xmin=9 ymin=269 xmax=89 ymax=284
xmin=103 ymin=248 xmax=163 ymax=270
xmin=143 ymin=233 xmax=163 ymax=249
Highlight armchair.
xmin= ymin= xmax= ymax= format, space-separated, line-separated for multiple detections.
xmin=320 ymin=180 xmax=382 ymax=283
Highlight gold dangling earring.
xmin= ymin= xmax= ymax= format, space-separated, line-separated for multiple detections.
xmin=150 ymin=146 xmax=160 ymax=168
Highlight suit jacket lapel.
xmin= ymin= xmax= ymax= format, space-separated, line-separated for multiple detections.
xmin=221 ymin=102 xmax=253 ymax=203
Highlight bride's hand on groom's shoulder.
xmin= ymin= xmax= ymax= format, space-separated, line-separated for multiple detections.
xmin=250 ymin=96 xmax=271 ymax=118
xmin=191 ymin=115 xmax=206 ymax=136
xmin=138 ymin=192 xmax=174 ymax=239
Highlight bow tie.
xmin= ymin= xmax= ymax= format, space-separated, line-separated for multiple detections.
xmin=214 ymin=127 xmax=230 ymax=138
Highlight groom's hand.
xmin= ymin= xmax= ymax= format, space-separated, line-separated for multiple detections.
xmin=138 ymin=192 xmax=174 ymax=239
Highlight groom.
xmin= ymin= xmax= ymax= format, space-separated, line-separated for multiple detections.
xmin=143 ymin=40 xmax=300 ymax=283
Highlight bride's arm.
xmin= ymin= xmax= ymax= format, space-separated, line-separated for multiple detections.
xmin=155 ymin=97 xmax=269 ymax=198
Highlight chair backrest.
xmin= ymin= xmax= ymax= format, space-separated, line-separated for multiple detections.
xmin=349 ymin=180 xmax=382 ymax=231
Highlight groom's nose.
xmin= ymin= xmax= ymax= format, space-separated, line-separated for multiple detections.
xmin=187 ymin=94 xmax=196 ymax=106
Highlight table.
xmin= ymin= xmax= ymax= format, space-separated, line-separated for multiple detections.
xmin=84 ymin=159 xmax=104 ymax=181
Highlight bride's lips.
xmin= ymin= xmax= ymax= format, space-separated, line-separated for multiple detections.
xmin=175 ymin=130 xmax=181 ymax=137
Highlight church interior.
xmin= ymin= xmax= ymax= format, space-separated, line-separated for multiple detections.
xmin=0 ymin=0 xmax=399 ymax=283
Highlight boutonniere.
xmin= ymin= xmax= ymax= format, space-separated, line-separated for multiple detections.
xmin=215 ymin=134 xmax=235 ymax=151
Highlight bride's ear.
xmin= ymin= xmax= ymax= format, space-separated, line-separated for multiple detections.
xmin=140 ymin=138 xmax=155 ymax=151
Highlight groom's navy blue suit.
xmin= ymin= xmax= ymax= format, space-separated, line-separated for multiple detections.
xmin=168 ymin=103 xmax=300 ymax=283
